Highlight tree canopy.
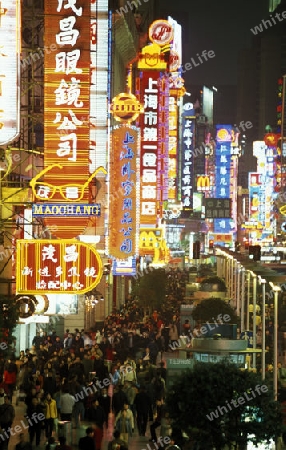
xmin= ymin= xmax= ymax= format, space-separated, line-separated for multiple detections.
xmin=165 ymin=361 xmax=283 ymax=450
xmin=131 ymin=267 xmax=167 ymax=312
xmin=0 ymin=295 xmax=20 ymax=354
xmin=200 ymin=275 xmax=227 ymax=292
xmin=192 ymin=297 xmax=239 ymax=324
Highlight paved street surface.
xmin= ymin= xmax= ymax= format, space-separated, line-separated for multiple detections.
xmin=8 ymin=351 xmax=179 ymax=450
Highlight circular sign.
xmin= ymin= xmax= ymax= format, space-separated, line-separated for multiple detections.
xmin=34 ymin=295 xmax=49 ymax=314
xmin=169 ymin=50 xmax=180 ymax=71
xmin=15 ymin=295 xmax=37 ymax=319
xmin=149 ymin=20 xmax=174 ymax=46
xmin=109 ymin=93 xmax=143 ymax=123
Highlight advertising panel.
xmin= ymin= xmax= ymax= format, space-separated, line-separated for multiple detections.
xmin=138 ymin=70 xmax=160 ymax=225
xmin=43 ymin=0 xmax=91 ymax=238
xmin=0 ymin=0 xmax=20 ymax=145
xmin=17 ymin=240 xmax=103 ymax=294
xmin=181 ymin=110 xmax=196 ymax=211
xmin=109 ymin=125 xmax=139 ymax=260
xmin=214 ymin=125 xmax=234 ymax=234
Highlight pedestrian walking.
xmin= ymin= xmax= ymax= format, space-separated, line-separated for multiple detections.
xmin=44 ymin=392 xmax=57 ymax=439
xmin=60 ymin=388 xmax=75 ymax=421
xmin=150 ymin=399 xmax=163 ymax=443
xmin=134 ymin=386 xmax=152 ymax=437
xmin=115 ymin=404 xmax=134 ymax=444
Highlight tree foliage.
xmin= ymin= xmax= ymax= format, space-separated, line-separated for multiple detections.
xmin=131 ymin=268 xmax=167 ymax=312
xmin=166 ymin=361 xmax=283 ymax=450
xmin=192 ymin=297 xmax=239 ymax=324
xmin=0 ymin=295 xmax=20 ymax=353
xmin=200 ymin=275 xmax=227 ymax=292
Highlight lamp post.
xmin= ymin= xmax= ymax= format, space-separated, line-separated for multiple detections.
xmin=236 ymin=262 xmax=241 ymax=318
xmin=240 ymin=268 xmax=245 ymax=332
xmin=269 ymin=282 xmax=282 ymax=401
xmin=258 ymin=276 xmax=266 ymax=380
xmin=246 ymin=271 xmax=251 ymax=331
xmin=250 ymin=271 xmax=257 ymax=368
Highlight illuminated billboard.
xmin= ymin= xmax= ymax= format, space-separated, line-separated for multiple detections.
xmin=214 ymin=125 xmax=234 ymax=233
xmin=138 ymin=70 xmax=161 ymax=225
xmin=43 ymin=0 xmax=91 ymax=238
xmin=181 ymin=109 xmax=196 ymax=211
xmin=89 ymin=0 xmax=109 ymax=171
xmin=109 ymin=125 xmax=139 ymax=260
xmin=17 ymin=240 xmax=103 ymax=294
xmin=0 ymin=0 xmax=20 ymax=145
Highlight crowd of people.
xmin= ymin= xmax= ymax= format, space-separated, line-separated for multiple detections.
xmin=0 ymin=302 xmax=183 ymax=450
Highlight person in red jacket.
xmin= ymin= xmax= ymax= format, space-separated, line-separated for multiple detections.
xmin=92 ymin=422 xmax=103 ymax=450
xmin=3 ymin=358 xmax=17 ymax=399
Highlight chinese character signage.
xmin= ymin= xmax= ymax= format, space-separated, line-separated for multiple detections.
xmin=16 ymin=239 xmax=103 ymax=294
xmin=181 ymin=110 xmax=195 ymax=211
xmin=43 ymin=0 xmax=91 ymax=238
xmin=205 ymin=198 xmax=231 ymax=219
xmin=0 ymin=0 xmax=20 ymax=145
xmin=214 ymin=125 xmax=233 ymax=233
xmin=158 ymin=75 xmax=169 ymax=203
xmin=138 ymin=71 xmax=160 ymax=225
xmin=109 ymin=125 xmax=139 ymax=260
xmin=89 ymin=0 xmax=109 ymax=172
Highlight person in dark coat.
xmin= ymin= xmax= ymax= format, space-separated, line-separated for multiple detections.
xmin=112 ymin=385 xmax=128 ymax=417
xmin=43 ymin=372 xmax=57 ymax=396
xmin=26 ymin=397 xmax=44 ymax=447
xmin=88 ymin=399 xmax=106 ymax=429
xmin=98 ymin=388 xmax=110 ymax=425
xmin=134 ymin=386 xmax=152 ymax=436
xmin=78 ymin=427 xmax=95 ymax=450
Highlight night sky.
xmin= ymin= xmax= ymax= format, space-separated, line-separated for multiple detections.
xmin=158 ymin=0 xmax=269 ymax=86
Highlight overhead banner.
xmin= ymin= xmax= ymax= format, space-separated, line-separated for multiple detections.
xmin=0 ymin=0 xmax=20 ymax=145
xmin=16 ymin=239 xmax=103 ymax=294
xmin=109 ymin=124 xmax=139 ymax=260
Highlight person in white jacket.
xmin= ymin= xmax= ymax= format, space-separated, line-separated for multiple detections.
xmin=60 ymin=388 xmax=75 ymax=421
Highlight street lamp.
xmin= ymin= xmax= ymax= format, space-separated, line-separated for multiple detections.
xmin=85 ymin=289 xmax=104 ymax=306
xmin=258 ymin=276 xmax=266 ymax=380
xmin=249 ymin=271 xmax=257 ymax=368
xmin=269 ymin=281 xmax=282 ymax=401
xmin=240 ymin=268 xmax=246 ymax=332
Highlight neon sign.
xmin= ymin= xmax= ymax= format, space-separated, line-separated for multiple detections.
xmin=17 ymin=239 xmax=103 ymax=295
xmin=0 ymin=0 xmax=20 ymax=145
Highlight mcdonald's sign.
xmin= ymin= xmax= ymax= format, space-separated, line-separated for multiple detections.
xmin=197 ymin=175 xmax=210 ymax=191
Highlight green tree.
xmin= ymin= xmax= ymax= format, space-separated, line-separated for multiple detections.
xmin=200 ymin=275 xmax=227 ymax=292
xmin=131 ymin=268 xmax=167 ymax=313
xmin=0 ymin=295 xmax=20 ymax=354
xmin=166 ymin=361 xmax=283 ymax=450
xmin=192 ymin=297 xmax=239 ymax=324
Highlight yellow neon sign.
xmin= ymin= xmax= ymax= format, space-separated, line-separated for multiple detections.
xmin=30 ymin=164 xmax=107 ymax=202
